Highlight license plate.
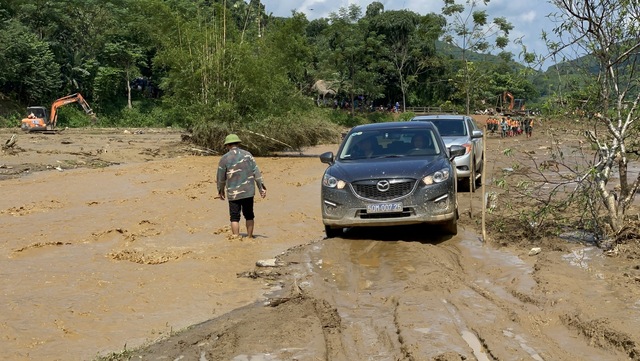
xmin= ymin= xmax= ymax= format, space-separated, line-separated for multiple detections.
xmin=366 ymin=202 xmax=403 ymax=213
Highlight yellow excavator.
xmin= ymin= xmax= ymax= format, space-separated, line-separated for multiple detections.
xmin=21 ymin=93 xmax=96 ymax=132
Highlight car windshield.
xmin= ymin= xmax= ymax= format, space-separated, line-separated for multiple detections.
xmin=429 ymin=119 xmax=467 ymax=137
xmin=339 ymin=129 xmax=441 ymax=160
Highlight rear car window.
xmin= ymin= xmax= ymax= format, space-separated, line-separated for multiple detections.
xmin=429 ymin=119 xmax=467 ymax=137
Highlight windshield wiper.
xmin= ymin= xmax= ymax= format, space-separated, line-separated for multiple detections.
xmin=376 ymin=154 xmax=405 ymax=158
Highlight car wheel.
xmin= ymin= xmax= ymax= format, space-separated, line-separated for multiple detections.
xmin=325 ymin=225 xmax=343 ymax=238
xmin=442 ymin=216 xmax=458 ymax=235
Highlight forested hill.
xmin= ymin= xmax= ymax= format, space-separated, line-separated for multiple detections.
xmin=1 ymin=0 xmax=555 ymax=129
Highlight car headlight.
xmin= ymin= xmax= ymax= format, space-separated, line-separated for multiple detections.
xmin=423 ymin=168 xmax=450 ymax=185
xmin=323 ymin=174 xmax=347 ymax=189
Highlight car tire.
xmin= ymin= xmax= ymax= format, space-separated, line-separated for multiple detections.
xmin=325 ymin=225 xmax=343 ymax=238
xmin=442 ymin=216 xmax=458 ymax=235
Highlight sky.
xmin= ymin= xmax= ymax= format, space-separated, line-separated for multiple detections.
xmin=260 ymin=0 xmax=561 ymax=70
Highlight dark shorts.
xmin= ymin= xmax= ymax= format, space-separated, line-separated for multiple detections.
xmin=228 ymin=197 xmax=254 ymax=222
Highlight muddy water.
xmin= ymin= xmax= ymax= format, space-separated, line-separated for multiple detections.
xmin=0 ymin=155 xmax=328 ymax=360
xmin=3 ymin=133 xmax=640 ymax=360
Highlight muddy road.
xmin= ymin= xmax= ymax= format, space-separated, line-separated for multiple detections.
xmin=127 ymin=228 xmax=639 ymax=361
xmin=1 ymin=126 xmax=639 ymax=360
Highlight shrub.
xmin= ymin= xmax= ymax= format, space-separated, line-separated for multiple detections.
xmin=190 ymin=108 xmax=342 ymax=156
xmin=365 ymin=111 xmax=393 ymax=123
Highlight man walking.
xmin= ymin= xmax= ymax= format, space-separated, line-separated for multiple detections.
xmin=217 ymin=134 xmax=267 ymax=238
xmin=526 ymin=117 xmax=534 ymax=138
xmin=500 ymin=118 xmax=508 ymax=138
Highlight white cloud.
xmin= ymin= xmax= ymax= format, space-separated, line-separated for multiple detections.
xmin=519 ymin=10 xmax=537 ymax=24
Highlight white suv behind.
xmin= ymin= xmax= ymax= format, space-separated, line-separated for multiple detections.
xmin=411 ymin=114 xmax=484 ymax=192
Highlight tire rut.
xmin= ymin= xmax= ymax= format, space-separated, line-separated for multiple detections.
xmin=276 ymin=229 xmax=633 ymax=360
xmin=118 ymin=228 xmax=637 ymax=361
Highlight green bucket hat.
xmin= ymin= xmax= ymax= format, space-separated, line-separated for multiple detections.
xmin=224 ymin=134 xmax=241 ymax=145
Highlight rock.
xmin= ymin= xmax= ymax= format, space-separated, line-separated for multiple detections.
xmin=256 ymin=258 xmax=282 ymax=267
xmin=528 ymin=247 xmax=542 ymax=256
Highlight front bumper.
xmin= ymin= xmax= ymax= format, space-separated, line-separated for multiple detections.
xmin=322 ymin=181 xmax=457 ymax=228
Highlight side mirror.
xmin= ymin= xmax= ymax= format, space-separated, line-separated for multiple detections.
xmin=448 ymin=145 xmax=466 ymax=160
xmin=471 ymin=130 xmax=483 ymax=139
xmin=320 ymin=151 xmax=334 ymax=165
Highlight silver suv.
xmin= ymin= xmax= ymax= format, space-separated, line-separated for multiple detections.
xmin=319 ymin=121 xmax=465 ymax=238
xmin=411 ymin=114 xmax=484 ymax=191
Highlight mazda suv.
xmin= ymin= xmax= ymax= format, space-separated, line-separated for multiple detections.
xmin=319 ymin=121 xmax=465 ymax=238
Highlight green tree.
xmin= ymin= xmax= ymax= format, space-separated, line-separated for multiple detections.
xmin=441 ymin=0 xmax=513 ymax=114
xmin=264 ymin=12 xmax=313 ymax=92
xmin=151 ymin=0 xmax=233 ymax=119
xmin=369 ymin=9 xmax=445 ymax=111
xmin=97 ymin=41 xmax=146 ymax=109
xmin=149 ymin=0 xmax=307 ymax=127
xmin=325 ymin=4 xmax=385 ymax=115
xmin=0 ymin=20 xmax=61 ymax=104
xmin=13 ymin=0 xmax=120 ymax=99
xmin=548 ymin=0 xmax=640 ymax=239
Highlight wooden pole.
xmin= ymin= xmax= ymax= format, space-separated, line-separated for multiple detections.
xmin=469 ymin=149 xmax=476 ymax=219
xmin=481 ymin=125 xmax=488 ymax=243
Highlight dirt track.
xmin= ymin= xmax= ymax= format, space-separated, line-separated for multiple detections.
xmin=1 ymin=124 xmax=640 ymax=361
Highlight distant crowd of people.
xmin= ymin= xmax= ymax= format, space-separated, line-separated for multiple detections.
xmin=486 ymin=116 xmax=535 ymax=138
xmin=331 ymin=98 xmax=402 ymax=113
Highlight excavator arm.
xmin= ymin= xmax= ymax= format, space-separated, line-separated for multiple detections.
xmin=503 ymin=91 xmax=515 ymax=111
xmin=49 ymin=93 xmax=95 ymax=127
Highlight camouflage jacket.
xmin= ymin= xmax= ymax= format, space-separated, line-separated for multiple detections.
xmin=216 ymin=147 xmax=264 ymax=200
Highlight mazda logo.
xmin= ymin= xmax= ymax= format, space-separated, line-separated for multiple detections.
xmin=376 ymin=180 xmax=390 ymax=192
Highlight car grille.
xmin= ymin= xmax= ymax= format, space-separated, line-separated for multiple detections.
xmin=351 ymin=179 xmax=416 ymax=201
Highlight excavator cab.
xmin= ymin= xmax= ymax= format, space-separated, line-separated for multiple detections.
xmin=27 ymin=106 xmax=48 ymax=121
xmin=21 ymin=106 xmax=50 ymax=131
